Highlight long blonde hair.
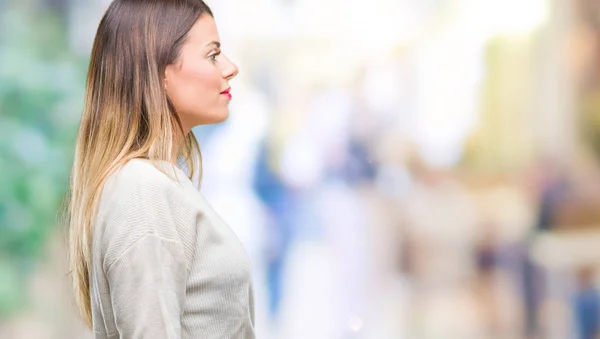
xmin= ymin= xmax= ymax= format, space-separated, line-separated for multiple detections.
xmin=66 ymin=0 xmax=212 ymax=327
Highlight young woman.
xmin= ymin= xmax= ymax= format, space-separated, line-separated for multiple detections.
xmin=66 ymin=0 xmax=255 ymax=338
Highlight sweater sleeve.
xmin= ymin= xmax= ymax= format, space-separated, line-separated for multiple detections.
xmin=96 ymin=160 xmax=197 ymax=338
xmin=106 ymin=233 xmax=187 ymax=339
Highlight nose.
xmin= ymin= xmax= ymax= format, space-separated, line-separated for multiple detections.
xmin=222 ymin=55 xmax=239 ymax=80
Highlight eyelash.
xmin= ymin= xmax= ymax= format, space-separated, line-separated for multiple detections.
xmin=209 ymin=51 xmax=221 ymax=62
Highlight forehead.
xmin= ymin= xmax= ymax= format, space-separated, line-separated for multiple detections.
xmin=185 ymin=14 xmax=219 ymax=46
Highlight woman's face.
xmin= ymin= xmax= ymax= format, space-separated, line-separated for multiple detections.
xmin=164 ymin=14 xmax=238 ymax=131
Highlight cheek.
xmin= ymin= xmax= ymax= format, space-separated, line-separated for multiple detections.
xmin=190 ymin=64 xmax=221 ymax=92
xmin=168 ymin=63 xmax=222 ymax=115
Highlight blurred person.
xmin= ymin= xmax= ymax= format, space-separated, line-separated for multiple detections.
xmin=403 ymin=157 xmax=484 ymax=338
xmin=474 ymin=223 xmax=500 ymax=336
xmin=63 ymin=1 xmax=257 ymax=338
xmin=252 ymin=140 xmax=295 ymax=319
xmin=472 ymin=182 xmax=537 ymax=338
xmin=572 ymin=266 xmax=600 ymax=339
xmin=523 ymin=159 xmax=570 ymax=338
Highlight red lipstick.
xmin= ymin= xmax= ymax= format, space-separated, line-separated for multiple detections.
xmin=220 ymin=87 xmax=232 ymax=100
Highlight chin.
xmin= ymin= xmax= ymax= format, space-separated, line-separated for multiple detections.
xmin=204 ymin=111 xmax=229 ymax=125
xmin=215 ymin=111 xmax=230 ymax=123
xmin=188 ymin=108 xmax=230 ymax=126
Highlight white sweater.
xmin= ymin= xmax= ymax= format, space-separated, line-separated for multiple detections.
xmin=89 ymin=159 xmax=256 ymax=338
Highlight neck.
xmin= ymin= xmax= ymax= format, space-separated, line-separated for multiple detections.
xmin=171 ymin=128 xmax=190 ymax=166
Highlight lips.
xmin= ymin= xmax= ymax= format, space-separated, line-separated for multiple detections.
xmin=220 ymin=87 xmax=232 ymax=100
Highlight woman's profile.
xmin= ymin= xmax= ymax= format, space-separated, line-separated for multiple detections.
xmin=66 ymin=0 xmax=255 ymax=337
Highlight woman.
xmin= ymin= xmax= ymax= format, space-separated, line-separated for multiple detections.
xmin=66 ymin=0 xmax=255 ymax=338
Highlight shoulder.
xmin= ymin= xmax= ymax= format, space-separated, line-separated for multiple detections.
xmin=100 ymin=159 xmax=191 ymax=207
xmin=98 ymin=158 xmax=196 ymax=216
xmin=107 ymin=158 xmax=183 ymax=192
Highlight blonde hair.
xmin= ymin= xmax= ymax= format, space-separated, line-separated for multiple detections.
xmin=66 ymin=0 xmax=212 ymax=327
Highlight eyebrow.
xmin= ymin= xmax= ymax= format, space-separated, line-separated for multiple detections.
xmin=206 ymin=41 xmax=221 ymax=49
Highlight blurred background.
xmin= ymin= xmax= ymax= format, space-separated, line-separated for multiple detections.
xmin=3 ymin=0 xmax=600 ymax=338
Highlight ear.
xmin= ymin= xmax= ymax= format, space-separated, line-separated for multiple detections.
xmin=164 ymin=65 xmax=173 ymax=91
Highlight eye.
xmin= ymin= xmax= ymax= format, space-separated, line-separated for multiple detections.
xmin=209 ymin=51 xmax=221 ymax=63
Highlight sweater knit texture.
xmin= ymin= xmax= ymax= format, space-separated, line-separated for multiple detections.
xmin=89 ymin=159 xmax=256 ymax=339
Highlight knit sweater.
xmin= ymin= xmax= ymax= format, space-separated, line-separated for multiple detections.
xmin=89 ymin=159 xmax=256 ymax=339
